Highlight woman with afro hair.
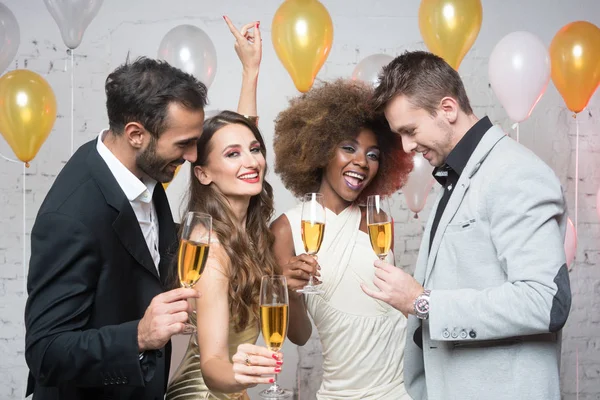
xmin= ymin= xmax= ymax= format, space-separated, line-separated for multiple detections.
xmin=270 ymin=79 xmax=414 ymax=399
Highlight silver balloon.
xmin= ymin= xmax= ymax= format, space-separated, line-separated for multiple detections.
xmin=44 ymin=0 xmax=103 ymax=49
xmin=158 ymin=25 xmax=218 ymax=88
xmin=352 ymin=54 xmax=394 ymax=87
xmin=0 ymin=2 xmax=20 ymax=73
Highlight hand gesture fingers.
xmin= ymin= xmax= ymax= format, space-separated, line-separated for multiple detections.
xmin=232 ymin=344 xmax=282 ymax=386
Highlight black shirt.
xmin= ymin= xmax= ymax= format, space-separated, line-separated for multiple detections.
xmin=428 ymin=116 xmax=493 ymax=251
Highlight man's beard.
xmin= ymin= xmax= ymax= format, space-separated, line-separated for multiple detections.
xmin=136 ymin=137 xmax=183 ymax=183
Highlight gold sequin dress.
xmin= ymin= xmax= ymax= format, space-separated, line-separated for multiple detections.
xmin=166 ymin=315 xmax=259 ymax=400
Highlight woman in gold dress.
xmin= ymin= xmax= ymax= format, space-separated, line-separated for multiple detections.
xmin=166 ymin=17 xmax=283 ymax=400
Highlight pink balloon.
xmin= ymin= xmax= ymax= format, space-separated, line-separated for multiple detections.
xmin=402 ymin=152 xmax=435 ymax=218
xmin=564 ymin=217 xmax=577 ymax=269
xmin=489 ymin=31 xmax=550 ymax=122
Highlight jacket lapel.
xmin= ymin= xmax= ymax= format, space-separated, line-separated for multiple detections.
xmin=87 ymin=142 xmax=160 ymax=281
xmin=424 ymin=126 xmax=507 ymax=285
xmin=113 ymin=201 xmax=160 ymax=280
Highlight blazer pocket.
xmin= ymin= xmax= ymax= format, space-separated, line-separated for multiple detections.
xmin=445 ymin=218 xmax=477 ymax=234
xmin=452 ymin=337 xmax=522 ymax=349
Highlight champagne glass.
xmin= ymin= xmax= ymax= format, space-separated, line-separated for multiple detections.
xmin=366 ymin=195 xmax=392 ymax=260
xmin=298 ymin=193 xmax=325 ymax=295
xmin=178 ymin=211 xmax=212 ymax=334
xmin=259 ymin=275 xmax=292 ymax=399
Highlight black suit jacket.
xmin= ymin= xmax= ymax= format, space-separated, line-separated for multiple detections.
xmin=24 ymin=140 xmax=178 ymax=400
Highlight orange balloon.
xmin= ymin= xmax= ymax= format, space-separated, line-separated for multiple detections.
xmin=418 ymin=0 xmax=483 ymax=70
xmin=0 ymin=69 xmax=57 ymax=165
xmin=550 ymin=21 xmax=600 ymax=114
xmin=162 ymin=164 xmax=182 ymax=190
xmin=271 ymin=0 xmax=333 ymax=92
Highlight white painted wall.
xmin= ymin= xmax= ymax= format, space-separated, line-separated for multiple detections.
xmin=1 ymin=0 xmax=599 ymax=399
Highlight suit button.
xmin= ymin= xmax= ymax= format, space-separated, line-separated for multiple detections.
xmin=460 ymin=330 xmax=468 ymax=339
xmin=469 ymin=330 xmax=477 ymax=338
xmin=123 ymin=377 xmax=129 ymax=384
xmin=451 ymin=331 xmax=458 ymax=338
xmin=442 ymin=329 xmax=450 ymax=338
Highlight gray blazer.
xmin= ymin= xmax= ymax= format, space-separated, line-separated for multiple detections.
xmin=404 ymin=125 xmax=571 ymax=400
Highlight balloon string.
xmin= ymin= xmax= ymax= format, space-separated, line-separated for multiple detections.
xmin=575 ymin=114 xmax=579 ymax=231
xmin=573 ymin=113 xmax=580 ymax=400
xmin=511 ymin=122 xmax=519 ymax=143
xmin=576 ymin=347 xmax=579 ymax=400
xmin=21 ymin=162 xmax=27 ymax=400
xmin=71 ymin=50 xmax=74 ymax=156
xmin=22 ymin=162 xmax=26 ymax=297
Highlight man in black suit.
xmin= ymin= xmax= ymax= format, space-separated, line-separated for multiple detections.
xmin=24 ymin=57 xmax=208 ymax=399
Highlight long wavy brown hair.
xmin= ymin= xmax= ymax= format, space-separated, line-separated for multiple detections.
xmin=183 ymin=111 xmax=278 ymax=332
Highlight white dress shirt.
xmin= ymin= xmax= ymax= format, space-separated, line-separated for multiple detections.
xmin=96 ymin=130 xmax=161 ymax=273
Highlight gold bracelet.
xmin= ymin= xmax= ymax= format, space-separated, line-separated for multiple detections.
xmin=242 ymin=115 xmax=259 ymax=126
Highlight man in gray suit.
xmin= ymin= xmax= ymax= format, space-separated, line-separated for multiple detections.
xmin=362 ymin=51 xmax=571 ymax=399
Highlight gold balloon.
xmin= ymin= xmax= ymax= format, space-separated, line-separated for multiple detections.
xmin=418 ymin=0 xmax=483 ymax=70
xmin=550 ymin=21 xmax=600 ymax=114
xmin=162 ymin=164 xmax=182 ymax=190
xmin=271 ymin=0 xmax=334 ymax=92
xmin=0 ymin=70 xmax=57 ymax=165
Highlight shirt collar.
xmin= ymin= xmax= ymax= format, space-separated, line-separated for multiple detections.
xmin=432 ymin=116 xmax=493 ymax=180
xmin=96 ymin=130 xmax=157 ymax=203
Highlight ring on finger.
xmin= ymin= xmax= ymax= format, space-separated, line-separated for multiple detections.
xmin=244 ymin=354 xmax=251 ymax=366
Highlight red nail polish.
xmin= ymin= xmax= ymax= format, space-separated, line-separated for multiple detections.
xmin=257 ymin=21 xmax=260 ymax=28
xmin=276 ymin=360 xmax=283 ymax=366
xmin=274 ymin=367 xmax=282 ymax=373
xmin=269 ymin=378 xmax=275 ymax=383
xmin=272 ymin=354 xmax=279 ymax=360
xmin=223 ymin=16 xmax=226 ymax=20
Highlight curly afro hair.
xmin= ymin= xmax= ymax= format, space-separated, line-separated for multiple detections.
xmin=273 ymin=79 xmax=413 ymax=203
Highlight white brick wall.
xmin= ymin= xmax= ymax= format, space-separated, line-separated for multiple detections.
xmin=1 ymin=1 xmax=598 ymax=399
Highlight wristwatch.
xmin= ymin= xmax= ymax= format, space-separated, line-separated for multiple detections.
xmin=413 ymin=289 xmax=431 ymax=320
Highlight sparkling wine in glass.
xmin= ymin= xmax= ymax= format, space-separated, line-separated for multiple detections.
xmin=178 ymin=211 xmax=211 ymax=334
xmin=259 ymin=275 xmax=292 ymax=399
xmin=366 ymin=195 xmax=393 ymax=261
xmin=298 ymin=193 xmax=325 ymax=295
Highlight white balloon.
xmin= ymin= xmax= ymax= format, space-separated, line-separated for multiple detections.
xmin=402 ymin=152 xmax=435 ymax=218
xmin=564 ymin=217 xmax=577 ymax=269
xmin=0 ymin=2 xmax=20 ymax=73
xmin=489 ymin=31 xmax=550 ymax=122
xmin=44 ymin=0 xmax=103 ymax=49
xmin=352 ymin=54 xmax=394 ymax=87
xmin=158 ymin=25 xmax=217 ymax=88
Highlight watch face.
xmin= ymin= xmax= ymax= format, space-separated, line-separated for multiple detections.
xmin=416 ymin=298 xmax=429 ymax=313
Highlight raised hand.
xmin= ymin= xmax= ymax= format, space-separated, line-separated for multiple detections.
xmin=223 ymin=15 xmax=262 ymax=73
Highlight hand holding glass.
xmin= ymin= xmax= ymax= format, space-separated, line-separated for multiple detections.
xmin=259 ymin=275 xmax=292 ymax=399
xmin=178 ymin=211 xmax=211 ymax=334
xmin=298 ymin=193 xmax=325 ymax=294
